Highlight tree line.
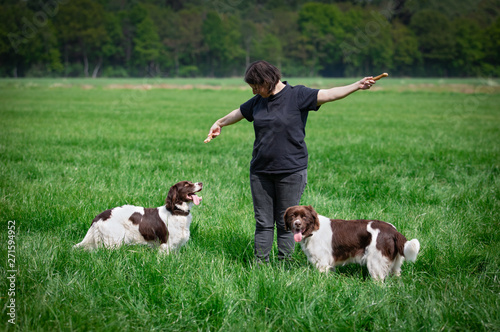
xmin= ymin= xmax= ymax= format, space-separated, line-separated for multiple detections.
xmin=1 ymin=0 xmax=499 ymax=78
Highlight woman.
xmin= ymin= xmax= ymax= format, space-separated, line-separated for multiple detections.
xmin=205 ymin=60 xmax=375 ymax=263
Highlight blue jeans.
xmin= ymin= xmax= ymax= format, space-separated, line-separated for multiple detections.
xmin=250 ymin=169 xmax=307 ymax=261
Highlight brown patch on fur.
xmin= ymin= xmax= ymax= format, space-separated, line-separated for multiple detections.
xmin=371 ymin=221 xmax=407 ymax=259
xmin=330 ymin=219 xmax=372 ymax=262
xmin=92 ymin=209 xmax=112 ymax=224
xmin=129 ymin=212 xmax=142 ymax=225
xmin=129 ymin=209 xmax=168 ymax=243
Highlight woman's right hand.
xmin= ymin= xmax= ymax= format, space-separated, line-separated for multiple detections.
xmin=204 ymin=122 xmax=221 ymax=143
xmin=204 ymin=108 xmax=244 ymax=143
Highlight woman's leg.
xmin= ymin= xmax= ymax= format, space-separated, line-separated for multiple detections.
xmin=274 ymin=169 xmax=307 ymax=260
xmin=250 ymin=172 xmax=275 ymax=262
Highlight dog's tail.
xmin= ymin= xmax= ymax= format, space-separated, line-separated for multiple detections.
xmin=403 ymin=239 xmax=420 ymax=262
xmin=73 ymin=223 xmax=99 ymax=249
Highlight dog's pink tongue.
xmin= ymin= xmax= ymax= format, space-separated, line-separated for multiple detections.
xmin=192 ymin=194 xmax=202 ymax=205
xmin=294 ymin=230 xmax=303 ymax=242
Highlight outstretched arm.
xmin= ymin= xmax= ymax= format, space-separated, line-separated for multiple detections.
xmin=317 ymin=77 xmax=375 ymax=106
xmin=204 ymin=108 xmax=245 ymax=143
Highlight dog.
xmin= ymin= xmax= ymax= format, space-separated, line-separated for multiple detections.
xmin=284 ymin=205 xmax=420 ymax=280
xmin=74 ymin=181 xmax=203 ymax=253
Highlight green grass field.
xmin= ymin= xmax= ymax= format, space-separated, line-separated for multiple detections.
xmin=1 ymin=78 xmax=499 ymax=331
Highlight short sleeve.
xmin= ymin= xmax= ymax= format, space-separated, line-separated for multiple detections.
xmin=240 ymin=96 xmax=258 ymax=122
xmin=296 ymin=85 xmax=320 ymax=112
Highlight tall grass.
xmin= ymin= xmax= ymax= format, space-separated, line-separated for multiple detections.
xmin=1 ymin=78 xmax=499 ymax=331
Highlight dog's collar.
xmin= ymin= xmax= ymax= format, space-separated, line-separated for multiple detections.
xmin=167 ymin=206 xmax=190 ymax=216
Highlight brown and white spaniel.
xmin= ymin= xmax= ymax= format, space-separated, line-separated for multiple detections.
xmin=284 ymin=205 xmax=420 ymax=280
xmin=74 ymin=181 xmax=203 ymax=253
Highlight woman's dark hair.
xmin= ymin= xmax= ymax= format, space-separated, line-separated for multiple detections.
xmin=244 ymin=60 xmax=281 ymax=94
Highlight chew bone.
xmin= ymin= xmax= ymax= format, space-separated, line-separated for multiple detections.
xmin=204 ymin=134 xmax=213 ymax=143
xmin=373 ymin=73 xmax=389 ymax=81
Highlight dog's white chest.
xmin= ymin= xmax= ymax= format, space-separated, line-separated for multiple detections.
xmin=166 ymin=213 xmax=192 ymax=250
xmin=301 ymin=216 xmax=334 ymax=271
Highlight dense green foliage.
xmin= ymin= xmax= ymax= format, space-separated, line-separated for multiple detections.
xmin=0 ymin=78 xmax=499 ymax=330
xmin=1 ymin=0 xmax=499 ymax=78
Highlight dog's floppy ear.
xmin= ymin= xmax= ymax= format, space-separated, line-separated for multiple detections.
xmin=306 ymin=205 xmax=320 ymax=230
xmin=166 ymin=184 xmax=178 ymax=211
xmin=283 ymin=207 xmax=292 ymax=231
xmin=283 ymin=206 xmax=297 ymax=231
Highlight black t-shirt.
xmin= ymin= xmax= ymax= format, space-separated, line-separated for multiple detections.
xmin=240 ymin=82 xmax=320 ymax=174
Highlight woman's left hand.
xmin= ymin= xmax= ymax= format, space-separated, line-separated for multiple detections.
xmin=358 ymin=77 xmax=376 ymax=90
